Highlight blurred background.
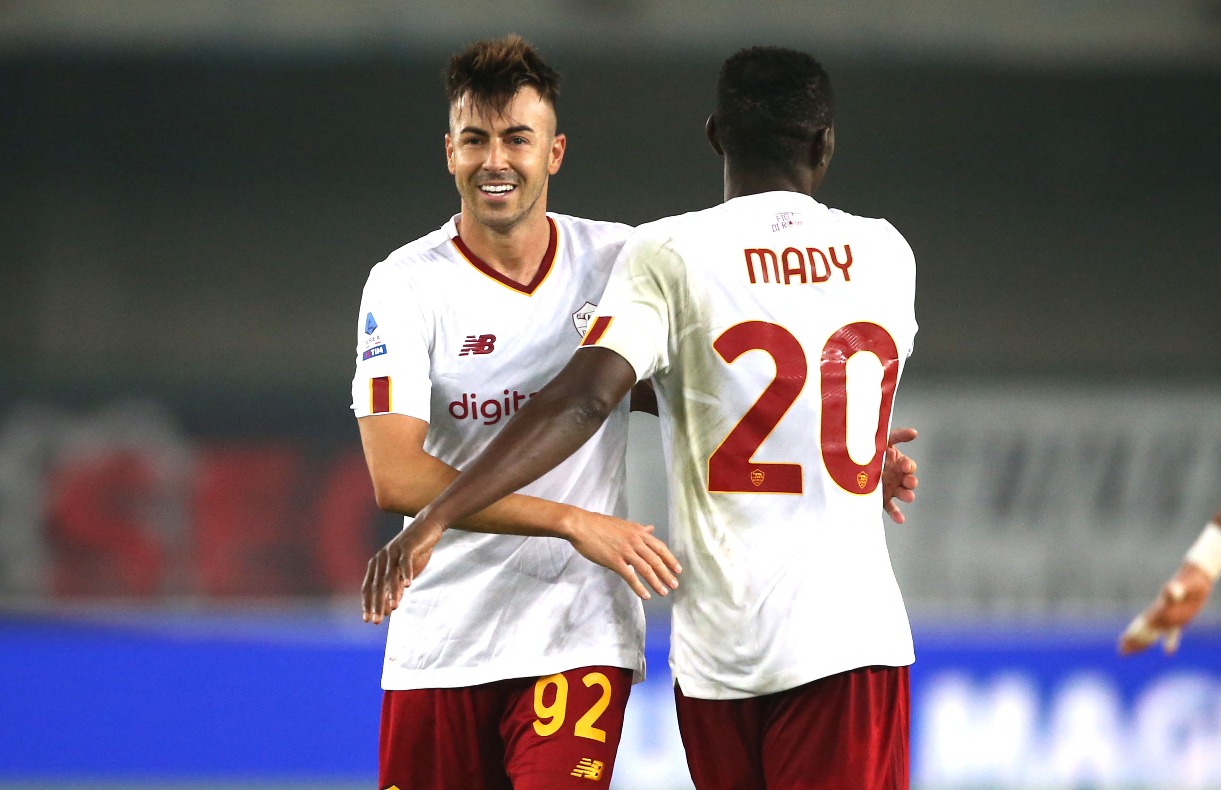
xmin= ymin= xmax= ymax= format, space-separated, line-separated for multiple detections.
xmin=2 ymin=1 xmax=1220 ymax=788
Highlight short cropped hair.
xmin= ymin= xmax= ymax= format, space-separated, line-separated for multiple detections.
xmin=714 ymin=46 xmax=834 ymax=172
xmin=446 ymin=34 xmax=561 ymax=122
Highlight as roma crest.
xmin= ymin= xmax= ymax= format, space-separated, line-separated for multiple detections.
xmin=572 ymin=301 xmax=598 ymax=337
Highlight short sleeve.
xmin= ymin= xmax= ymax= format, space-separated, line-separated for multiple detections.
xmin=578 ymin=227 xmax=680 ymax=382
xmin=350 ymin=263 xmax=434 ymax=421
xmin=881 ymin=219 xmax=918 ymax=360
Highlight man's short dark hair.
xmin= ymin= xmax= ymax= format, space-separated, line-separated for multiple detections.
xmin=715 ymin=46 xmax=834 ymax=172
xmin=446 ymin=34 xmax=561 ymax=121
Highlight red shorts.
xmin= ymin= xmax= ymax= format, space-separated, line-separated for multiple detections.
xmin=379 ymin=665 xmax=633 ymax=790
xmin=674 ymin=665 xmax=910 ymax=790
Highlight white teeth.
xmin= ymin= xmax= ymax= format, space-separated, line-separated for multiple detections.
xmin=480 ymin=184 xmax=514 ymax=194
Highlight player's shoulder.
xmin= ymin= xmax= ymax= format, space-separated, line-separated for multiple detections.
xmin=624 ymin=205 xmax=711 ymax=247
xmin=609 ymin=207 xmax=724 ymax=274
xmin=364 ymin=221 xmax=456 ymax=287
xmin=824 ymin=205 xmax=911 ymax=250
xmin=383 ymin=222 xmax=456 ymax=269
xmin=549 ymin=212 xmax=633 ymax=250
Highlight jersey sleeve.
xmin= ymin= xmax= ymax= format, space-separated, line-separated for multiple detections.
xmin=881 ymin=219 xmax=918 ymax=360
xmin=350 ymin=263 xmax=434 ymax=421
xmin=578 ymin=227 xmax=681 ymax=382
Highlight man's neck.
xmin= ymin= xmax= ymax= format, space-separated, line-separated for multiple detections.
xmin=722 ymin=161 xmax=822 ymax=202
xmin=456 ymin=208 xmax=552 ymax=286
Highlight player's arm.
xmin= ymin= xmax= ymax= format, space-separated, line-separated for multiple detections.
xmin=359 ymin=412 xmax=581 ymax=623
xmin=629 ymin=379 xmax=659 ymax=415
xmin=1119 ymin=505 xmax=1221 ymax=655
xmin=359 ymin=409 xmax=679 ymax=621
xmin=359 ymin=412 xmax=576 ymax=533
xmin=407 ymin=347 xmax=637 ymax=524
xmin=366 ymin=347 xmax=680 ymax=620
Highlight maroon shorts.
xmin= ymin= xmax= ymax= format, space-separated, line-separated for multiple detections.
xmin=674 ymin=665 xmax=910 ymax=790
xmin=379 ymin=665 xmax=633 ymax=790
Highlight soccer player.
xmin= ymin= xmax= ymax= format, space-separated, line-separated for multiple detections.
xmin=1119 ymin=506 xmax=1221 ymax=655
xmin=396 ymin=46 xmax=920 ymax=788
xmin=350 ymin=35 xmax=681 ymax=790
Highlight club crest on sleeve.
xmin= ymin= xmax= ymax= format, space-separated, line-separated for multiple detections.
xmin=365 ymin=312 xmax=378 ymax=335
xmin=572 ymin=301 xmax=598 ymax=337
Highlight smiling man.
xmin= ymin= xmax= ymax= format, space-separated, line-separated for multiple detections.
xmin=350 ymin=35 xmax=681 ymax=790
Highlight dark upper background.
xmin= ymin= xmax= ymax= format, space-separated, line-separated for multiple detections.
xmin=1 ymin=2 xmax=1219 ymax=439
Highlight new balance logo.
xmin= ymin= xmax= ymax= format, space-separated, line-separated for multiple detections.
xmin=459 ymin=334 xmax=497 ymax=356
xmin=571 ymin=758 xmax=604 ymax=780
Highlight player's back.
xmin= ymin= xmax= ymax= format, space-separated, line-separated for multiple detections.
xmin=606 ymin=190 xmax=917 ymax=699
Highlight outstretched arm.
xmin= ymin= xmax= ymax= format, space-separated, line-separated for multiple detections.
xmin=357 ymin=412 xmax=677 ymax=621
xmin=1119 ymin=506 xmax=1221 ymax=655
xmin=358 ymin=412 xmax=578 ymax=534
xmin=363 ymin=347 xmax=681 ymax=621
xmin=431 ymin=347 xmax=639 ymax=514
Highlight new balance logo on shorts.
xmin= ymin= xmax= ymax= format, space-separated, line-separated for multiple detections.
xmin=570 ymin=758 xmax=604 ymax=780
xmin=459 ymin=334 xmax=496 ymax=356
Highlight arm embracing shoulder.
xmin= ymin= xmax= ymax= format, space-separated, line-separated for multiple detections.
xmin=357 ymin=413 xmax=579 ymax=537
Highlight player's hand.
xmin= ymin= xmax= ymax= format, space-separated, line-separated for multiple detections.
xmin=882 ymin=427 xmax=919 ymax=524
xmin=564 ymin=511 xmax=681 ymax=601
xmin=1118 ymin=561 xmax=1215 ymax=655
xmin=361 ymin=514 xmax=446 ymax=624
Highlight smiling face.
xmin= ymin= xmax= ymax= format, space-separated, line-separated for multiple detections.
xmin=446 ymin=87 xmax=566 ymax=235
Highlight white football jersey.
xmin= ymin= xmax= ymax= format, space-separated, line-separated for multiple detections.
xmin=351 ymin=213 xmax=645 ymax=689
xmin=581 ymin=192 xmax=917 ymax=700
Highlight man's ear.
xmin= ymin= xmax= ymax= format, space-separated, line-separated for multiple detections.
xmin=705 ymin=114 xmax=725 ymax=156
xmin=548 ymin=133 xmax=567 ymax=175
xmin=812 ymin=125 xmax=835 ymax=170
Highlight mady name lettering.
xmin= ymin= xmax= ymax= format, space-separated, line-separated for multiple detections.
xmin=744 ymin=244 xmax=852 ymax=285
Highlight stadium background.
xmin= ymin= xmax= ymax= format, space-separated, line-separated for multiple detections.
xmin=2 ymin=1 xmax=1220 ymax=787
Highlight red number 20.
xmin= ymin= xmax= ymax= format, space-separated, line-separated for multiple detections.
xmin=707 ymin=321 xmax=899 ymax=495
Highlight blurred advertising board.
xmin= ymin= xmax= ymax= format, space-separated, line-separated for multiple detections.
xmin=1 ymin=615 xmax=1218 ymax=789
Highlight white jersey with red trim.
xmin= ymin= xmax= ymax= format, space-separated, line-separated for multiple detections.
xmin=581 ymin=191 xmax=917 ymax=700
xmin=351 ymin=212 xmax=645 ymax=689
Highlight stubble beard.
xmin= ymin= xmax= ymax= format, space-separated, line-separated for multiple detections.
xmin=466 ymin=178 xmax=547 ymax=234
